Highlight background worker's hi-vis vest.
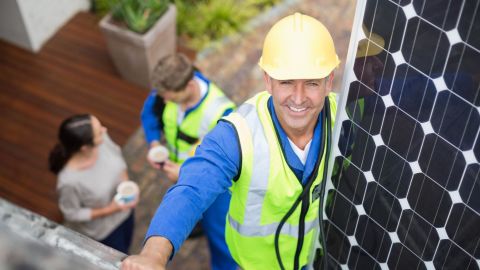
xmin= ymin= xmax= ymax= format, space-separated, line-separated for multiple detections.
xmin=162 ymin=83 xmax=235 ymax=163
xmin=222 ymin=91 xmax=337 ymax=270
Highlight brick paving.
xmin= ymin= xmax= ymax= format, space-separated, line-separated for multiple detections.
xmin=124 ymin=0 xmax=355 ymax=268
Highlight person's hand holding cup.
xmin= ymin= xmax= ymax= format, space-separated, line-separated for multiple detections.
xmin=147 ymin=145 xmax=169 ymax=170
xmin=114 ymin=180 xmax=140 ymax=210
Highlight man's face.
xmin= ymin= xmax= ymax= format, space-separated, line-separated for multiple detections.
xmin=264 ymin=73 xmax=333 ymax=136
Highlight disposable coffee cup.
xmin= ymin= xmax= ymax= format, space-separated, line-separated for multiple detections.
xmin=114 ymin=180 xmax=139 ymax=205
xmin=147 ymin=145 xmax=169 ymax=165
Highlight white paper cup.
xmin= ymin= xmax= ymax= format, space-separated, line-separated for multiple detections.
xmin=114 ymin=180 xmax=139 ymax=204
xmin=147 ymin=145 xmax=169 ymax=165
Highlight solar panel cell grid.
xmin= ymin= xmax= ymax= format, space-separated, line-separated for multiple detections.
xmin=324 ymin=0 xmax=480 ymax=268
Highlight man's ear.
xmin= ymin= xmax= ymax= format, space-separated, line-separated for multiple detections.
xmin=186 ymin=79 xmax=196 ymax=92
xmin=326 ymin=72 xmax=335 ymax=94
xmin=180 ymin=79 xmax=195 ymax=97
xmin=263 ymin=72 xmax=273 ymax=94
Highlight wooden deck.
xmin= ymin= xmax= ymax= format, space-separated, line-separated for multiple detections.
xmin=0 ymin=12 xmax=148 ymax=222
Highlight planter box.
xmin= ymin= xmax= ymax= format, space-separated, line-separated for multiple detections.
xmin=99 ymin=4 xmax=177 ymax=89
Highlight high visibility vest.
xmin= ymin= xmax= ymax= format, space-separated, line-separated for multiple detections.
xmin=163 ymin=83 xmax=235 ymax=163
xmin=222 ymin=91 xmax=337 ymax=270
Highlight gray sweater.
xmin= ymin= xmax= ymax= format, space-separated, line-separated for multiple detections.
xmin=57 ymin=133 xmax=131 ymax=240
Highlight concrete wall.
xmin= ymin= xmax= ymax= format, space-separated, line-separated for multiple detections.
xmin=0 ymin=0 xmax=90 ymax=52
xmin=0 ymin=198 xmax=125 ymax=270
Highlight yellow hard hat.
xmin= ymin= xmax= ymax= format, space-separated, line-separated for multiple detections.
xmin=258 ymin=13 xmax=340 ymax=80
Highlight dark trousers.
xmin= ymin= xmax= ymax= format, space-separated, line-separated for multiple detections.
xmin=99 ymin=211 xmax=134 ymax=254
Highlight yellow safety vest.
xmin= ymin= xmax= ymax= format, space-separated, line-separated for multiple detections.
xmin=222 ymin=91 xmax=337 ymax=269
xmin=163 ymin=83 xmax=235 ymax=163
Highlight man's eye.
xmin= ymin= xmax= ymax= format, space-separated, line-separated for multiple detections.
xmin=307 ymin=82 xmax=319 ymax=87
xmin=280 ymin=81 xmax=292 ymax=85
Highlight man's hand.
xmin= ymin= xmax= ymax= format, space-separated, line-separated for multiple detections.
xmin=147 ymin=157 xmax=163 ymax=170
xmin=147 ymin=141 xmax=162 ymax=170
xmin=120 ymin=254 xmax=165 ymax=270
xmin=161 ymin=160 xmax=180 ymax=183
xmin=121 ymin=237 xmax=172 ymax=270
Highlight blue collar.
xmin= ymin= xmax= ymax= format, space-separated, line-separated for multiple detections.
xmin=267 ymin=97 xmax=323 ymax=185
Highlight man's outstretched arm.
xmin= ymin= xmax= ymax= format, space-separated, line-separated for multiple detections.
xmin=121 ymin=121 xmax=240 ymax=269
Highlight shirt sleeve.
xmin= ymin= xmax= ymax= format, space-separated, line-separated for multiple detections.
xmin=58 ymin=184 xmax=92 ymax=222
xmin=145 ymin=120 xmax=240 ymax=256
xmin=141 ymin=90 xmax=162 ymax=144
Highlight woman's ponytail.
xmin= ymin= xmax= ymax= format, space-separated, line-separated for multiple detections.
xmin=48 ymin=143 xmax=68 ymax=174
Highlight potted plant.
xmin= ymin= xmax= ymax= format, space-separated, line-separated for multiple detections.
xmin=98 ymin=0 xmax=176 ymax=89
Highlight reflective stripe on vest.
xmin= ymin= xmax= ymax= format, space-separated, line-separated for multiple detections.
xmin=163 ymin=83 xmax=235 ymax=163
xmin=228 ymin=214 xmax=317 ymax=237
xmin=222 ymin=91 xmax=337 ymax=270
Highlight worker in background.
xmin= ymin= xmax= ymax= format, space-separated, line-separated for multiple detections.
xmin=140 ymin=53 xmax=237 ymax=270
xmin=124 ymin=13 xmax=340 ymax=270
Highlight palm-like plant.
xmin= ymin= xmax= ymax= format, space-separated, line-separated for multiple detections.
xmin=96 ymin=0 xmax=169 ymax=33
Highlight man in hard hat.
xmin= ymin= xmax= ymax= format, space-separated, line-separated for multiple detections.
xmin=140 ymin=53 xmax=237 ymax=270
xmin=123 ymin=13 xmax=339 ymax=270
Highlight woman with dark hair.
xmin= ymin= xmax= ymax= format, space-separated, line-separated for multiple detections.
xmin=49 ymin=114 xmax=138 ymax=254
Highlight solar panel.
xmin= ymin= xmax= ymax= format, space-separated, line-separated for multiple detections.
xmin=322 ymin=0 xmax=480 ymax=269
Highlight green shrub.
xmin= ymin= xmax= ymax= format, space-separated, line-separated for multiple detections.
xmin=244 ymin=0 xmax=281 ymax=9
xmin=95 ymin=0 xmax=169 ymax=33
xmin=95 ymin=0 xmax=282 ymax=47
xmin=174 ymin=0 xmax=281 ymax=50
xmin=176 ymin=0 xmax=257 ymax=49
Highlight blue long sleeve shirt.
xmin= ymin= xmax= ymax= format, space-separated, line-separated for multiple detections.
xmin=146 ymin=96 xmax=324 ymax=256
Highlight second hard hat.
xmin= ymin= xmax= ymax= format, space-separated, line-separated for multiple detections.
xmin=258 ymin=13 xmax=340 ymax=80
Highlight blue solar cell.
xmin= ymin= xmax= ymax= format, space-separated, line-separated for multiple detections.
xmin=348 ymin=245 xmax=382 ymax=270
xmin=397 ymin=209 xmax=440 ymax=260
xmin=431 ymin=90 xmax=480 ymax=150
xmin=324 ymin=220 xmax=351 ymax=264
xmin=363 ymin=0 xmax=406 ymax=52
xmin=446 ymin=203 xmax=480 ymax=259
xmin=363 ymin=182 xmax=402 ymax=232
xmin=402 ymin=17 xmax=450 ymax=77
xmin=390 ymin=64 xmax=437 ymax=122
xmin=372 ymin=145 xmax=412 ymax=198
xmin=407 ymin=173 xmax=452 ymax=227
xmin=388 ymin=243 xmax=427 ymax=270
xmin=418 ymin=134 xmax=466 ymax=190
xmin=325 ymin=189 xmax=359 ymax=236
xmin=331 ymin=156 xmax=367 ymax=204
xmin=459 ymin=0 xmax=480 ymax=51
xmin=355 ymin=215 xmax=392 ymax=262
xmin=434 ymin=240 xmax=479 ymax=270
xmin=444 ymin=43 xmax=480 ymax=106
xmin=381 ymin=106 xmax=424 ymax=161
xmin=413 ymin=0 xmax=463 ymax=31
xmin=459 ymin=164 xmax=480 ymax=213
